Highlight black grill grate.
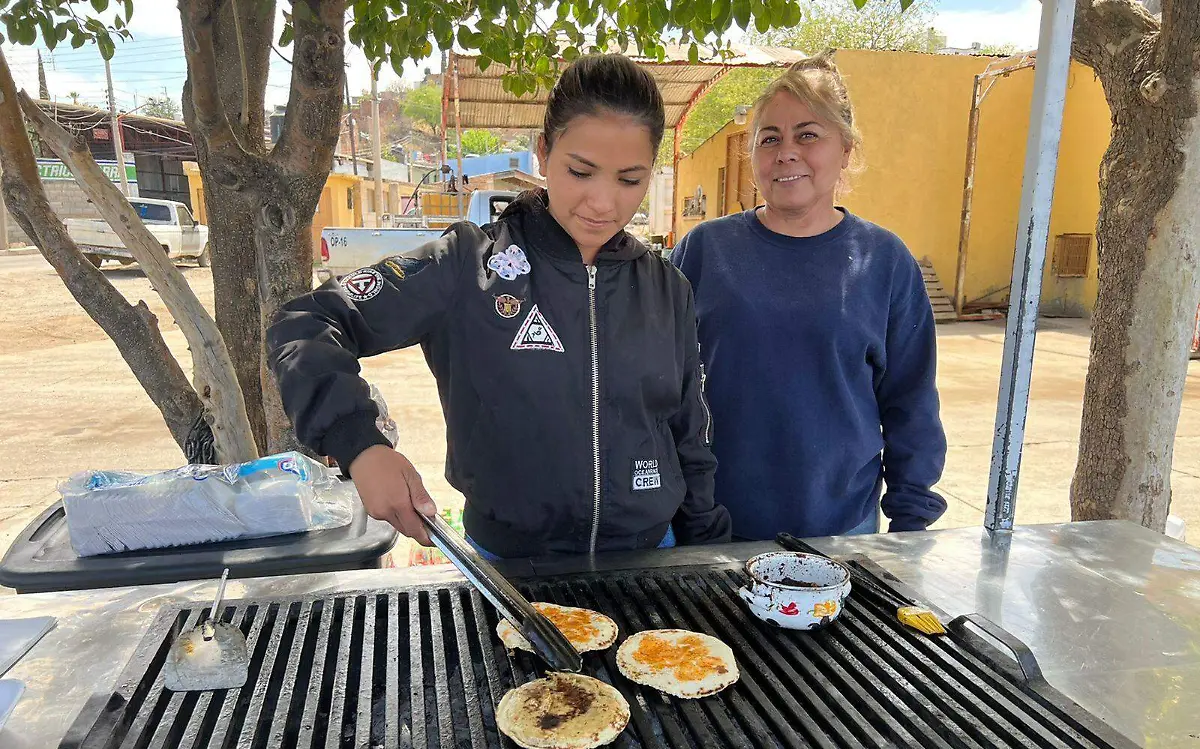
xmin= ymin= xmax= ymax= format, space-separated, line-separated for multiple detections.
xmin=61 ymin=562 xmax=1136 ymax=748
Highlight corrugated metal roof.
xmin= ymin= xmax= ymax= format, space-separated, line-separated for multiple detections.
xmin=449 ymin=44 xmax=804 ymax=129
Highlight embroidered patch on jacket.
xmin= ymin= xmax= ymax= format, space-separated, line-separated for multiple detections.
xmin=510 ymin=304 xmax=564 ymax=352
xmin=487 ymin=244 xmax=531 ymax=281
xmin=495 ymin=294 xmax=522 ymax=319
xmin=632 ymin=458 xmax=662 ymax=492
xmin=381 ymin=255 xmax=430 ymax=281
xmin=341 ymin=267 xmax=385 ymax=302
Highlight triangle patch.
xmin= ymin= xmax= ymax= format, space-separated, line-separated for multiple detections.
xmin=510 ymin=304 xmax=565 ymax=352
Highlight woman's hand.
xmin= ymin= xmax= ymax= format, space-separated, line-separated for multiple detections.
xmin=349 ymin=445 xmax=438 ymax=545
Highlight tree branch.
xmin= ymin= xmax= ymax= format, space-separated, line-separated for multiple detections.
xmin=1071 ymin=0 xmax=1159 ymax=70
xmin=1158 ymin=0 xmax=1200 ymax=81
xmin=21 ymin=92 xmax=260 ymax=464
xmin=231 ymin=0 xmax=251 ymax=130
xmin=179 ymin=0 xmax=243 ymax=156
xmin=271 ymin=0 xmax=346 ymax=175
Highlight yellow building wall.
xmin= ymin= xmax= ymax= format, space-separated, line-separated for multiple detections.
xmin=1044 ymin=66 xmax=1109 ymax=315
xmin=184 ymin=163 xmax=414 ymax=262
xmin=674 ymin=51 xmax=1110 ymax=314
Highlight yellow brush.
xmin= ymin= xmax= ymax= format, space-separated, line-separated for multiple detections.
xmin=896 ymin=605 xmax=947 ymax=636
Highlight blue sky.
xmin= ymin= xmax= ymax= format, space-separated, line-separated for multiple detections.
xmin=3 ymin=0 xmax=1043 ymax=115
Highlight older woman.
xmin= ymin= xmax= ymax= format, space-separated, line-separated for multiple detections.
xmin=671 ymin=53 xmax=947 ymax=539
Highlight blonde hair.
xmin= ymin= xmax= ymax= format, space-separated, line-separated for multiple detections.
xmin=751 ymin=51 xmax=864 ymax=182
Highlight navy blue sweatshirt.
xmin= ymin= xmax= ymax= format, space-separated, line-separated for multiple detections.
xmin=671 ymin=208 xmax=947 ymax=538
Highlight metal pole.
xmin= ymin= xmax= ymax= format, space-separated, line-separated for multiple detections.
xmin=104 ymin=56 xmax=130 ymax=197
xmin=440 ymin=51 xmax=448 ymax=188
xmin=670 ymin=122 xmax=682 ymax=245
xmin=371 ymin=72 xmax=383 ymax=227
xmin=985 ymin=0 xmax=1076 ymax=533
xmin=953 ymin=74 xmax=983 ymax=317
xmin=344 ymin=78 xmax=359 ymax=176
xmin=453 ymin=54 xmax=465 ymax=220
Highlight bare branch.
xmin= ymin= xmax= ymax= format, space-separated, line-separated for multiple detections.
xmin=1158 ymin=0 xmax=1200 ymax=78
xmin=231 ymin=0 xmax=251 ymax=130
xmin=271 ymin=0 xmax=346 ymax=175
xmin=179 ymin=0 xmax=243 ymax=156
xmin=1071 ymin=0 xmax=1160 ymax=70
xmin=20 ymin=92 xmax=260 ymax=463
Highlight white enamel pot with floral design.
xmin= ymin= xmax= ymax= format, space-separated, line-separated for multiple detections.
xmin=738 ymin=551 xmax=853 ymax=630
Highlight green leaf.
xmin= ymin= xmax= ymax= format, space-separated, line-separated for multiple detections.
xmin=783 ymin=1 xmax=801 ymax=26
xmin=124 ymin=0 xmax=133 ymax=22
xmin=39 ymin=17 xmax=54 ymax=47
xmin=602 ymin=0 xmax=620 ymax=13
xmin=56 ymin=23 xmax=68 ymax=42
xmin=711 ymin=0 xmax=730 ymax=22
xmin=478 ymin=55 xmax=492 ymax=71
xmin=672 ymin=0 xmax=694 ymax=25
xmin=97 ymin=33 xmax=115 ymax=60
xmin=649 ymin=2 xmax=669 ymax=28
xmin=535 ymin=55 xmax=549 ymax=74
xmin=16 ymin=22 xmax=36 ymax=45
xmin=278 ymin=24 xmax=293 ymax=46
xmin=732 ymin=0 xmax=750 ymax=29
xmin=688 ymin=42 xmax=699 ymax=63
xmin=557 ymin=2 xmax=571 ymax=21
xmin=70 ymin=32 xmax=84 ymax=48
xmin=420 ymin=39 xmax=433 ymax=58
xmin=433 ymin=16 xmax=453 ymax=47
xmin=562 ymin=45 xmax=579 ymax=61
xmin=91 ymin=0 xmax=109 ymax=12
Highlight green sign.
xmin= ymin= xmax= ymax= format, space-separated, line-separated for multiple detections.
xmin=37 ymin=159 xmax=137 ymax=184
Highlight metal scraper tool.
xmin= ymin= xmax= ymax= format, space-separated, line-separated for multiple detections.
xmin=163 ymin=569 xmax=249 ymax=692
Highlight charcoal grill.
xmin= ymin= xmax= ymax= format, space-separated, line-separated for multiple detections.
xmin=59 ymin=559 xmax=1136 ymax=748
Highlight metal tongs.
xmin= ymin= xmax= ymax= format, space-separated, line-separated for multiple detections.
xmin=421 ymin=513 xmax=583 ymax=673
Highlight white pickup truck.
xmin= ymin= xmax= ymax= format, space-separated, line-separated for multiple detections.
xmin=65 ymin=198 xmax=211 ymax=268
xmin=318 ymin=190 xmax=516 ymax=280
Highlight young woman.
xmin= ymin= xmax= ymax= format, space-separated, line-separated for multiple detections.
xmin=672 ymin=54 xmax=947 ymax=539
xmin=269 ymin=55 xmax=730 ymax=558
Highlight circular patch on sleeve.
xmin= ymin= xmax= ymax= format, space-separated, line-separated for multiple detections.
xmin=340 ymin=267 xmax=385 ymax=302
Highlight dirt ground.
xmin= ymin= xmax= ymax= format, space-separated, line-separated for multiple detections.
xmin=2 ymin=250 xmax=1198 ymax=594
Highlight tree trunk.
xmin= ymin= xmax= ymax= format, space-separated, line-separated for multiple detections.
xmin=0 ymin=48 xmax=202 ymax=454
xmin=182 ymin=0 xmax=275 ymax=453
xmin=19 ymin=92 xmax=259 ymax=464
xmin=1068 ymin=0 xmax=1200 ymax=531
xmin=180 ymin=0 xmax=345 ymax=454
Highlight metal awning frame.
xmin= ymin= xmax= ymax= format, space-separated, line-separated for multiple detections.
xmin=442 ymin=46 xmax=805 ymax=241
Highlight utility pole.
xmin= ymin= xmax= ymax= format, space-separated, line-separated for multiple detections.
xmin=104 ymin=56 xmax=130 ymax=196
xmin=371 ymin=71 xmax=383 ymax=228
xmin=344 ymin=78 xmax=359 ymax=176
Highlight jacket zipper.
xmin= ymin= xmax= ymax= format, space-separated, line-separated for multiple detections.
xmin=699 ymin=360 xmax=713 ymax=444
xmin=588 ymin=265 xmax=601 ymax=553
